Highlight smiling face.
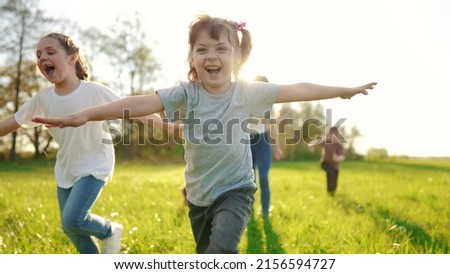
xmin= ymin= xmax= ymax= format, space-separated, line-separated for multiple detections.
xmin=36 ymin=37 xmax=77 ymax=86
xmin=191 ymin=29 xmax=236 ymax=94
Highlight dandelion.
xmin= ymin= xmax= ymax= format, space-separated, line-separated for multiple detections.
xmin=128 ymin=226 xmax=138 ymax=235
xmin=388 ymin=224 xmax=397 ymax=231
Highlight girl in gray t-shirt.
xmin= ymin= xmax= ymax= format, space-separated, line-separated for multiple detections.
xmin=32 ymin=15 xmax=377 ymax=253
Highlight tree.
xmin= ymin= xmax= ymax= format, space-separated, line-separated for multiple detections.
xmin=277 ymin=102 xmax=325 ymax=160
xmin=78 ymin=27 xmax=114 ymax=81
xmin=82 ymin=14 xmax=160 ymax=160
xmin=81 ymin=14 xmax=160 ymax=95
xmin=0 ymin=59 xmax=51 ymax=159
xmin=278 ymin=103 xmax=302 ymax=160
xmin=0 ymin=0 xmax=55 ymax=160
xmin=343 ymin=126 xmax=363 ymax=160
xmin=298 ymin=102 xmax=325 ymax=143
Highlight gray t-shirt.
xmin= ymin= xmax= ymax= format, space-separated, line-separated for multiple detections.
xmin=157 ymin=80 xmax=279 ymax=206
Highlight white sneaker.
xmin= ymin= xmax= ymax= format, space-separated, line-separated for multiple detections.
xmin=102 ymin=222 xmax=123 ymax=254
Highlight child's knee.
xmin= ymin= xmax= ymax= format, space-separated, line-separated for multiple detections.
xmin=61 ymin=214 xmax=82 ymax=232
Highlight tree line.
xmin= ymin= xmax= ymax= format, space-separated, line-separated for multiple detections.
xmin=0 ymin=0 xmax=368 ymax=162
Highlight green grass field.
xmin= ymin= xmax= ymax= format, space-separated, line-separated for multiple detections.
xmin=0 ymin=159 xmax=449 ymax=254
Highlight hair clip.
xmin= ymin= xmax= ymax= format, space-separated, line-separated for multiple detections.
xmin=232 ymin=21 xmax=246 ymax=30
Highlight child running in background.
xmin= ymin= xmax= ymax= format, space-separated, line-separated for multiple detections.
xmin=309 ymin=126 xmax=345 ymax=196
xmin=0 ymin=33 xmax=161 ymax=254
xmin=249 ymin=75 xmax=284 ymax=218
xmin=32 ymin=15 xmax=377 ymax=253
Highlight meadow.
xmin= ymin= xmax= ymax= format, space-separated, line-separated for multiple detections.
xmin=0 ymin=159 xmax=449 ymax=254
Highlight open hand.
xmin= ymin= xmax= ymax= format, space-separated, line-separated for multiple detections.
xmin=341 ymin=82 xmax=377 ymax=99
xmin=32 ymin=114 xmax=87 ymax=128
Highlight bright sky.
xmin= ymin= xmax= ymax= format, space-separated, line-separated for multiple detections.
xmin=39 ymin=0 xmax=450 ymax=158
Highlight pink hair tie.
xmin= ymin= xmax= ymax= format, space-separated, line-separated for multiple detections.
xmin=232 ymin=21 xmax=246 ymax=30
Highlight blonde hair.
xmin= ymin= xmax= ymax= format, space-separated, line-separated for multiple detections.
xmin=41 ymin=33 xmax=90 ymax=80
xmin=187 ymin=15 xmax=252 ymax=81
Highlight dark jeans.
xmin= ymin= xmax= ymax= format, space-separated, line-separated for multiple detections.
xmin=188 ymin=187 xmax=255 ymax=254
xmin=321 ymin=161 xmax=339 ymax=195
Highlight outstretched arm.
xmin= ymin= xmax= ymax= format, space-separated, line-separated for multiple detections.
xmin=134 ymin=113 xmax=182 ymax=134
xmin=32 ymin=94 xmax=164 ymax=128
xmin=276 ymin=82 xmax=377 ymax=103
xmin=0 ymin=116 xmax=21 ymax=137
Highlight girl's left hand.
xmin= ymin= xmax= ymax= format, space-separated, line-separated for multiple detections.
xmin=341 ymin=82 xmax=377 ymax=99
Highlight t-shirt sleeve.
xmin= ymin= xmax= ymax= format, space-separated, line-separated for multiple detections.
xmin=93 ymin=83 xmax=123 ymax=130
xmin=14 ymin=93 xmax=45 ymax=128
xmin=155 ymin=84 xmax=187 ymax=121
xmin=245 ymin=81 xmax=280 ymax=118
xmin=94 ymin=83 xmax=122 ymax=103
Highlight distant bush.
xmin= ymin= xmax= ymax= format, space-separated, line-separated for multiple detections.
xmin=365 ymin=147 xmax=389 ymax=160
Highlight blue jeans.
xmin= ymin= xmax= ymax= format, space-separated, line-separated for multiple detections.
xmin=250 ymin=131 xmax=272 ymax=217
xmin=57 ymin=175 xmax=112 ymax=254
xmin=188 ymin=187 xmax=255 ymax=254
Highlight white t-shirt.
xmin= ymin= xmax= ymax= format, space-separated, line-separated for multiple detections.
xmin=14 ymin=81 xmax=121 ymax=188
xmin=157 ymin=80 xmax=279 ymax=206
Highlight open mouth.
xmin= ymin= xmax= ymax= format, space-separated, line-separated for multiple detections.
xmin=206 ymin=66 xmax=221 ymax=75
xmin=43 ymin=64 xmax=55 ymax=76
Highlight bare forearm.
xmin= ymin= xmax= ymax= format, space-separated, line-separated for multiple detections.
xmin=276 ymin=82 xmax=376 ymax=103
xmin=277 ymin=83 xmax=348 ymax=102
xmin=31 ymin=94 xmax=164 ymax=128
xmin=85 ymin=94 xmax=163 ymax=121
xmin=0 ymin=116 xmax=21 ymax=137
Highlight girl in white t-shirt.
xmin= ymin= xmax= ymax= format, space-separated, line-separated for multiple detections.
xmin=0 ymin=33 xmax=123 ymax=254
